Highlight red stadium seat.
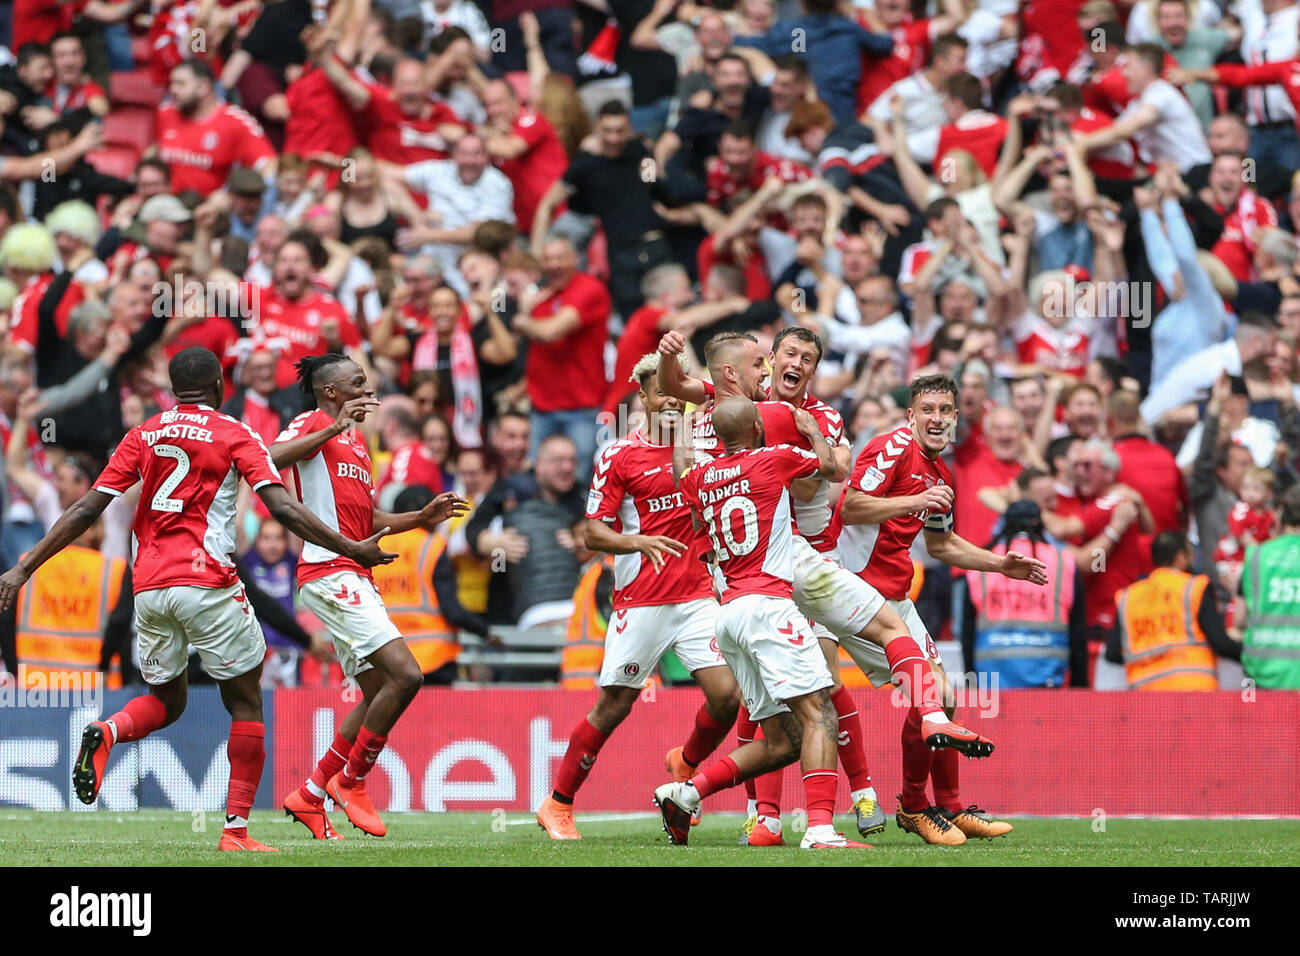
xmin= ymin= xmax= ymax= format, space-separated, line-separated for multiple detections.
xmin=505 ymin=71 xmax=531 ymax=104
xmin=587 ymin=227 xmax=609 ymax=282
xmin=130 ymin=34 xmax=154 ymax=67
xmin=109 ymin=69 xmax=165 ymax=108
xmin=86 ymin=146 xmax=140 ymax=181
xmin=103 ymin=107 xmax=155 ymax=151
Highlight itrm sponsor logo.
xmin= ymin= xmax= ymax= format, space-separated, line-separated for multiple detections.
xmin=49 ymin=886 xmax=151 ymax=937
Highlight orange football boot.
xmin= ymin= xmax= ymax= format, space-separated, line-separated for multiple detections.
xmin=326 ymin=774 xmax=387 ymax=837
xmin=536 ymin=795 xmax=582 ymax=840
xmin=72 ymin=721 xmax=113 ymax=806
xmin=283 ymin=790 xmax=344 ymax=840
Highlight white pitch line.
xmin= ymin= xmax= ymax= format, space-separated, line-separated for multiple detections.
xmin=503 ymin=812 xmax=662 ymax=825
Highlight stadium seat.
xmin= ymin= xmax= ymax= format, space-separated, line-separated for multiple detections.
xmin=505 ymin=71 xmax=531 ymax=104
xmin=86 ymin=146 xmax=140 ymax=181
xmin=109 ymin=69 xmax=165 ymax=108
xmin=102 ymin=107 xmax=155 ymax=151
xmin=129 ymin=34 xmax=154 ymax=67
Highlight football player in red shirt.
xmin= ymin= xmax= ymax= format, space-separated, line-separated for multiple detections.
xmin=536 ymin=352 xmax=741 ymax=840
xmin=837 ymin=375 xmax=1048 ymax=845
xmin=155 ymin=60 xmax=277 ymax=196
xmin=661 ymin=329 xmax=991 ymax=845
xmin=655 ymin=395 xmax=870 ymax=848
xmin=275 ymin=354 xmax=467 ymax=840
xmin=0 ymin=347 xmax=398 ymax=852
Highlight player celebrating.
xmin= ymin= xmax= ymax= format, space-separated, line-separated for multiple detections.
xmin=656 ymin=396 xmax=864 ymax=849
xmin=836 ymin=374 xmax=1047 ymax=845
xmin=0 ymin=347 xmax=397 ymax=852
xmin=536 ymin=353 xmax=740 ymax=840
xmin=659 ymin=328 xmax=986 ymax=846
xmin=275 ymin=354 xmax=467 ymax=840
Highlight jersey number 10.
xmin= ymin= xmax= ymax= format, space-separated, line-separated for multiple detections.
xmin=702 ymin=496 xmax=759 ymax=563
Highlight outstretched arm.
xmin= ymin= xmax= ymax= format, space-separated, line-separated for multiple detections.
xmin=0 ymin=490 xmax=115 ymax=611
xmin=657 ymin=330 xmax=709 ymax=404
xmin=258 ymin=484 xmax=397 ymax=567
xmin=923 ymin=528 xmax=1049 ymax=582
xmin=372 ymin=492 xmax=470 ymax=536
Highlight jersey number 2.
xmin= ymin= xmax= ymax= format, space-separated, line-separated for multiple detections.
xmin=150 ymin=444 xmax=191 ymax=513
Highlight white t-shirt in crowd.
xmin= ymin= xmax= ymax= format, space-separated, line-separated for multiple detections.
xmin=1122 ymin=78 xmax=1212 ymax=172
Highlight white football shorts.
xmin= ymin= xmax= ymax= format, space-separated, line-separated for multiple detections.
xmin=299 ymin=571 xmax=403 ymax=679
xmin=791 ymin=536 xmax=887 ymax=643
xmin=134 ymin=582 xmax=266 ymax=685
xmin=715 ymin=593 xmax=833 ymax=721
xmin=599 ymin=597 xmax=724 ymax=688
xmin=839 ymin=597 xmax=943 ymax=687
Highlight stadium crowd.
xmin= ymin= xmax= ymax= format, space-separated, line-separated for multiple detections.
xmin=1 ymin=0 xmax=1299 ymax=694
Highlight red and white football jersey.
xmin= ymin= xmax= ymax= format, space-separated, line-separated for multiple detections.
xmin=586 ymin=432 xmax=713 ymax=610
xmin=1013 ymin=310 xmax=1095 ymax=378
xmin=8 ymin=271 xmax=86 ymax=353
xmin=695 ymin=382 xmax=847 ymax=550
xmin=935 ymin=111 xmax=1009 ymax=180
xmin=705 ymin=152 xmax=811 ymax=208
xmin=835 ymin=424 xmax=955 ymax=601
xmin=248 ymin=286 xmax=361 ymax=389
xmin=377 ymin=440 xmax=445 ymax=494
xmin=93 ymin=404 xmax=283 ymax=593
xmin=354 ymin=80 xmax=465 ymax=166
xmin=276 ymin=409 xmax=376 ymax=587
xmin=1213 ymin=189 xmax=1276 ymax=282
xmin=680 ymin=444 xmax=821 ymax=603
xmin=156 ymin=102 xmax=276 ymax=196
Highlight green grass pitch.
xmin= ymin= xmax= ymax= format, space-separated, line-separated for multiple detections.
xmin=2 ymin=811 xmax=1298 ymax=866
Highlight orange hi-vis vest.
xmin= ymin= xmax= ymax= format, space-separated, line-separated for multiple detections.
xmin=1115 ymin=567 xmax=1218 ymax=691
xmin=16 ymin=545 xmax=126 ymax=690
xmin=563 ymin=555 xmax=613 ymax=689
xmin=371 ymin=528 xmax=459 ymax=675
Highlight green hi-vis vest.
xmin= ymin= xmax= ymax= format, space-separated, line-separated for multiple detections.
xmin=1241 ymin=535 xmax=1300 ymax=689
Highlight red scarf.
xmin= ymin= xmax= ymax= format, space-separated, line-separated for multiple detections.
xmin=413 ymin=309 xmax=482 ymax=449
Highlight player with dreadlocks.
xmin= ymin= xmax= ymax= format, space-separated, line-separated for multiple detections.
xmin=276 ymin=354 xmax=468 ymax=840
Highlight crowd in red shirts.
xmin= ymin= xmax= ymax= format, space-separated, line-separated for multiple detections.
xmin=1 ymin=0 xmax=1298 ymax=688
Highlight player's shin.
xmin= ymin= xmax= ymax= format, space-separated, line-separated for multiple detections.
xmin=883 ymin=636 xmax=945 ymax=716
xmin=224 ymin=721 xmax=266 ymax=838
xmin=900 ymin=707 xmax=935 ymax=813
xmin=681 ymin=701 xmax=735 ymax=768
xmin=830 ymin=684 xmax=872 ymax=795
xmin=105 ymin=693 xmax=169 ymax=743
xmin=930 ymin=745 xmax=962 ymax=814
xmin=301 ymin=729 xmax=354 ymax=804
xmin=552 ymin=717 xmax=611 ymax=803
xmin=736 ymin=704 xmax=760 ymax=813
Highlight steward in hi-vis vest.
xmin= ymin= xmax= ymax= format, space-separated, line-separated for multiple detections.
xmin=562 ymin=554 xmax=615 ymax=689
xmin=1240 ymin=485 xmax=1300 ymax=689
xmin=963 ymin=500 xmax=1087 ymax=687
xmin=374 ymin=486 xmax=499 ymax=685
xmin=0 ymin=540 xmax=127 ymax=689
xmin=1109 ymin=531 xmax=1240 ymax=690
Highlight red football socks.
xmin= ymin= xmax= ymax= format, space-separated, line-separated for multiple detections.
xmin=755 ymin=767 xmax=783 ymax=819
xmin=736 ymin=705 xmax=759 ymax=803
xmin=689 ymin=756 xmax=740 ymax=799
xmin=300 ymin=730 xmax=353 ymax=804
xmin=225 ymin=721 xmax=265 ymax=836
xmin=681 ymin=705 xmax=732 ymax=768
xmin=830 ymin=685 xmax=871 ymax=791
xmin=885 ymin=637 xmax=943 ymax=716
xmin=900 ymin=707 xmax=935 ymax=813
xmin=930 ymin=742 xmax=962 ymax=813
xmin=552 ymin=718 xmax=610 ymax=803
xmin=802 ymin=769 xmax=838 ymax=828
xmin=108 ymin=694 xmax=167 ymax=743
xmin=339 ymin=726 xmax=387 ymax=788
